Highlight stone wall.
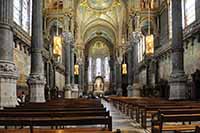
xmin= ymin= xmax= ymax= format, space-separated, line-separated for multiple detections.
xmin=184 ymin=37 xmax=200 ymax=76
xmin=55 ymin=71 xmax=65 ymax=91
xmin=13 ymin=42 xmax=31 ymax=95
xmin=158 ymin=54 xmax=172 ymax=80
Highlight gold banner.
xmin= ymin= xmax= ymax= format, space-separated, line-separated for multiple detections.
xmin=122 ymin=63 xmax=127 ymax=75
xmin=74 ymin=64 xmax=79 ymax=75
xmin=146 ymin=34 xmax=154 ymax=55
xmin=53 ymin=36 xmax=62 ymax=57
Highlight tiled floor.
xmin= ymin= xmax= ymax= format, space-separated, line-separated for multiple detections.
xmin=101 ymin=99 xmax=150 ymax=133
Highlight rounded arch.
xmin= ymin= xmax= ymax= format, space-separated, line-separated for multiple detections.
xmin=140 ymin=17 xmax=157 ymax=35
xmin=83 ymin=23 xmax=116 ymax=44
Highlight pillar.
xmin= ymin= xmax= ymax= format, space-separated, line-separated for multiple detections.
xmin=64 ymin=32 xmax=72 ymax=99
xmin=127 ymin=46 xmax=133 ymax=97
xmin=28 ymin=0 xmax=46 ymax=103
xmin=0 ymin=0 xmax=18 ymax=107
xmin=196 ymin=0 xmax=200 ymax=20
xmin=132 ymin=39 xmax=141 ymax=97
xmin=169 ymin=0 xmax=187 ymax=100
xmin=70 ymin=43 xmax=75 ymax=88
xmin=116 ymin=62 xmax=122 ymax=96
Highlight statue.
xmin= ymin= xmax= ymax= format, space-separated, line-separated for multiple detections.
xmin=93 ymin=76 xmax=104 ymax=96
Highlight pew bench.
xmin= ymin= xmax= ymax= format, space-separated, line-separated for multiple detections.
xmin=0 ymin=116 xmax=112 ymax=133
xmin=152 ymin=113 xmax=200 ymax=133
xmin=0 ymin=128 xmax=112 ymax=133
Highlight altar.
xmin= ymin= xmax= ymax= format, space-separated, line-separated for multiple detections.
xmin=93 ymin=76 xmax=104 ymax=96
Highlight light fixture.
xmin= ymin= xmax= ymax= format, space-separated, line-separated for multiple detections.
xmin=122 ymin=44 xmax=127 ymax=75
xmin=74 ymin=64 xmax=79 ymax=75
xmin=122 ymin=63 xmax=127 ymax=75
xmin=53 ymin=36 xmax=62 ymax=57
xmin=53 ymin=0 xmax=62 ymax=59
xmin=145 ymin=0 xmax=154 ymax=56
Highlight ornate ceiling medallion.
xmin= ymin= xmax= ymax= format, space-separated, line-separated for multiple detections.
xmin=80 ymin=0 xmax=120 ymax=12
xmin=87 ymin=0 xmax=113 ymax=10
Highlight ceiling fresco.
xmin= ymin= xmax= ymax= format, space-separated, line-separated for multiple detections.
xmin=77 ymin=0 xmax=126 ymax=46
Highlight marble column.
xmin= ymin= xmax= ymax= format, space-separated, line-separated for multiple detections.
xmin=116 ymin=62 xmax=122 ymax=96
xmin=78 ymin=64 xmax=82 ymax=94
xmin=169 ymin=0 xmax=187 ymax=100
xmin=28 ymin=0 xmax=46 ymax=103
xmin=127 ymin=47 xmax=133 ymax=97
xmin=70 ymin=44 xmax=75 ymax=88
xmin=81 ymin=63 xmax=85 ymax=93
xmin=196 ymin=0 xmax=200 ymax=20
xmin=64 ymin=32 xmax=72 ymax=99
xmin=132 ymin=40 xmax=141 ymax=97
xmin=0 ymin=0 xmax=18 ymax=107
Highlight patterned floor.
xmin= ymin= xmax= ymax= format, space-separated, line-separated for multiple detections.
xmin=101 ymin=99 xmax=150 ymax=133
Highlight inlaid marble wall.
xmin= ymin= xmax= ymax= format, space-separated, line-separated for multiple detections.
xmin=13 ymin=42 xmax=31 ymax=91
xmin=55 ymin=71 xmax=65 ymax=91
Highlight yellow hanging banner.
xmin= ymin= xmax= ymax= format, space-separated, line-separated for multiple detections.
xmin=122 ymin=63 xmax=127 ymax=75
xmin=146 ymin=34 xmax=154 ymax=55
xmin=53 ymin=36 xmax=62 ymax=57
xmin=74 ymin=64 xmax=79 ymax=75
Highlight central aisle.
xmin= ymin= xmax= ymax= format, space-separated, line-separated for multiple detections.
xmin=101 ymin=99 xmax=148 ymax=133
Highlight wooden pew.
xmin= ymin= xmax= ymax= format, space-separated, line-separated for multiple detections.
xmin=196 ymin=126 xmax=200 ymax=133
xmin=0 ymin=99 xmax=112 ymax=133
xmin=0 ymin=128 xmax=112 ymax=133
xmin=151 ymin=110 xmax=200 ymax=133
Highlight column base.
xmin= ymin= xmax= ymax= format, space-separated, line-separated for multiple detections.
xmin=169 ymin=73 xmax=188 ymax=100
xmin=0 ymin=61 xmax=18 ymax=107
xmin=132 ymin=83 xmax=141 ymax=97
xmin=28 ymin=74 xmax=46 ymax=103
xmin=71 ymin=84 xmax=79 ymax=98
xmin=64 ymin=84 xmax=72 ymax=99
xmin=116 ymin=88 xmax=123 ymax=96
xmin=127 ymin=85 xmax=133 ymax=97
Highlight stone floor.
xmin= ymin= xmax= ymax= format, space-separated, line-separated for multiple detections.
xmin=101 ymin=99 xmax=150 ymax=133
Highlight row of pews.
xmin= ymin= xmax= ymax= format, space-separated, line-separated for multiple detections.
xmin=0 ymin=99 xmax=112 ymax=133
xmin=110 ymin=96 xmax=200 ymax=133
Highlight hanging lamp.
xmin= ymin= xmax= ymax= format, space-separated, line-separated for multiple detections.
xmin=53 ymin=0 xmax=62 ymax=58
xmin=145 ymin=0 xmax=154 ymax=56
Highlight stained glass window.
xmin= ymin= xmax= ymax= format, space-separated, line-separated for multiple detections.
xmin=96 ymin=58 xmax=102 ymax=76
xmin=104 ymin=57 xmax=110 ymax=81
xmin=13 ymin=0 xmax=32 ymax=35
xmin=138 ymin=35 xmax=145 ymax=62
xmin=184 ymin=0 xmax=196 ymax=26
xmin=13 ymin=0 xmax=21 ymax=25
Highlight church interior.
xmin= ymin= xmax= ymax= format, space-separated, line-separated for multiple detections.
xmin=0 ymin=0 xmax=200 ymax=132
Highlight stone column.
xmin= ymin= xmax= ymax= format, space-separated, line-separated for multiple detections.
xmin=63 ymin=32 xmax=72 ymax=99
xmin=28 ymin=0 xmax=46 ymax=103
xmin=127 ymin=46 xmax=133 ymax=97
xmin=78 ymin=64 xmax=82 ymax=94
xmin=0 ymin=0 xmax=18 ymax=107
xmin=169 ymin=0 xmax=187 ymax=100
xmin=132 ymin=39 xmax=141 ymax=97
xmin=70 ymin=44 xmax=75 ymax=88
xmin=116 ymin=62 xmax=122 ymax=96
xmin=81 ymin=63 xmax=85 ymax=93
xmin=196 ymin=0 xmax=200 ymax=20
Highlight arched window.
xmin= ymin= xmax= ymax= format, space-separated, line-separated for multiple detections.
xmin=13 ymin=0 xmax=32 ymax=35
xmin=96 ymin=58 xmax=102 ymax=76
xmin=182 ymin=0 xmax=196 ymax=27
xmin=138 ymin=35 xmax=145 ymax=63
xmin=104 ymin=57 xmax=110 ymax=82
xmin=88 ymin=57 xmax=92 ymax=82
